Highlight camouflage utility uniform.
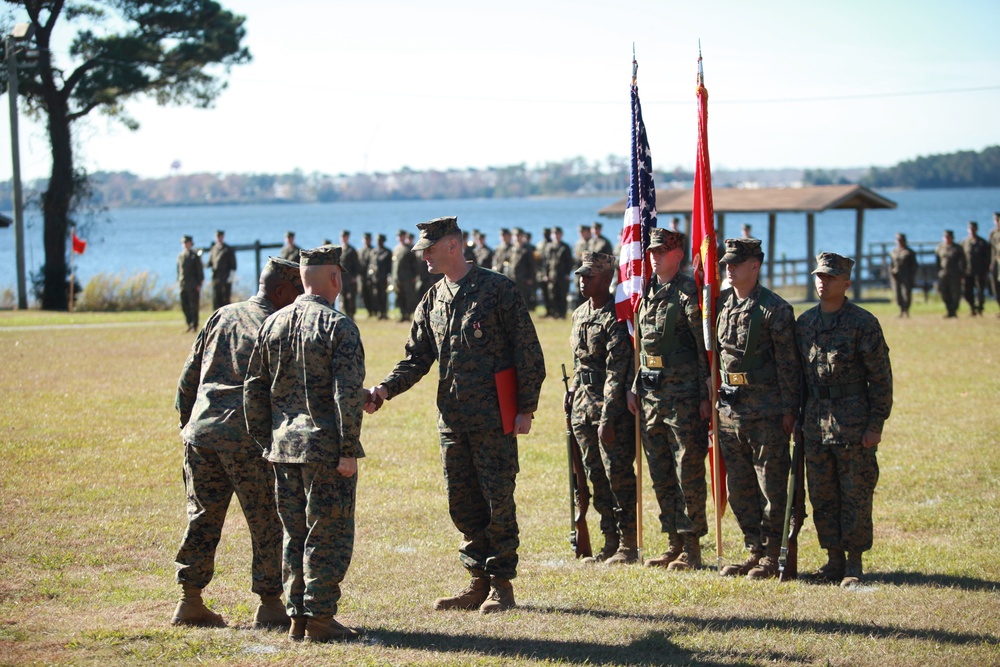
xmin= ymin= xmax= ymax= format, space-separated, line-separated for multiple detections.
xmin=888 ymin=241 xmax=917 ymax=316
xmin=935 ymin=238 xmax=965 ymax=317
xmin=339 ymin=240 xmax=360 ymax=319
xmin=175 ymin=295 xmax=284 ymax=599
xmin=962 ymin=228 xmax=991 ymax=316
xmin=392 ymin=234 xmax=419 ymax=320
xmin=378 ymin=263 xmax=545 ymax=581
xmin=244 ymin=291 xmax=366 ymax=619
xmin=178 ymin=243 xmax=204 ymax=331
xmin=635 ymin=272 xmax=710 ymax=559
xmin=796 ymin=300 xmax=892 ymax=557
xmin=716 ymin=282 xmax=800 ymax=563
xmin=569 ymin=297 xmax=636 ymax=557
xmin=207 ymin=236 xmax=237 ymax=310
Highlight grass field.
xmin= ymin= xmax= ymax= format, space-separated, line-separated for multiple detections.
xmin=1 ymin=291 xmax=998 ymax=666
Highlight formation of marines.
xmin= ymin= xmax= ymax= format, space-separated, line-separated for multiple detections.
xmin=172 ymin=214 xmax=896 ymax=643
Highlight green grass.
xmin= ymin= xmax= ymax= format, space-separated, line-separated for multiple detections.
xmin=1 ymin=293 xmax=998 ymax=666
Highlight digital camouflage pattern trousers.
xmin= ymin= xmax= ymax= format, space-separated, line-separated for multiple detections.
xmin=174 ymin=444 xmax=282 ymax=596
xmin=805 ymin=440 xmax=879 ymax=554
xmin=572 ymin=410 xmax=637 ymax=541
xmin=440 ymin=428 xmax=520 ymax=580
xmin=641 ymin=395 xmax=709 ymax=538
xmin=718 ymin=415 xmax=790 ymax=550
xmin=273 ymin=462 xmax=357 ymax=617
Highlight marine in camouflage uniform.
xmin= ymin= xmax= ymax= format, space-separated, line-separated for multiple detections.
xmin=935 ymin=229 xmax=966 ymax=317
xmin=510 ymin=227 xmax=536 ymax=310
xmin=207 ymin=230 xmax=237 ymax=311
xmin=492 ymin=227 xmax=513 ymax=275
xmin=244 ymin=245 xmax=366 ymax=642
xmin=280 ymin=230 xmax=301 ymax=263
xmin=888 ymin=233 xmax=917 ymax=318
xmin=796 ymin=252 xmax=892 ymax=587
xmin=392 ymin=229 xmax=419 ymax=321
xmin=715 ymin=238 xmax=801 ymax=579
xmin=471 ymin=230 xmax=494 ymax=269
xmin=961 ymin=221 xmax=991 ymax=316
xmin=991 ymin=213 xmax=1000 ymax=313
xmin=368 ymin=234 xmax=392 ymax=319
xmin=177 ymin=234 xmax=205 ymax=332
xmin=567 ymin=252 xmax=636 ymax=564
xmin=548 ymin=227 xmax=574 ymax=319
xmin=338 ymin=231 xmax=360 ymax=319
xmin=358 ymin=233 xmax=375 ymax=317
xmin=371 ymin=216 xmax=545 ymax=614
xmin=630 ymin=229 xmax=710 ymax=571
xmin=173 ymin=257 xmax=302 ymax=629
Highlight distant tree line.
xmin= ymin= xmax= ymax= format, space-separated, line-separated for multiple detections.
xmin=2 ymin=146 xmax=997 ymax=211
xmin=859 ymin=145 xmax=1000 ymax=189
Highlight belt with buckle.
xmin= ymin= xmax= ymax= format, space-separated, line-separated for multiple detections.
xmin=642 ymin=354 xmax=663 ymax=369
xmin=721 ymin=366 xmax=777 ymax=386
xmin=725 ymin=371 xmax=749 ymax=386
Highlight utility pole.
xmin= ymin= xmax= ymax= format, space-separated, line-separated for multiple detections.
xmin=4 ymin=23 xmax=35 ymax=310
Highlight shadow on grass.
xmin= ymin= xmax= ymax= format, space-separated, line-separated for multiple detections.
xmin=519 ymin=604 xmax=999 ymax=648
xmin=372 ymin=627 xmax=807 ymax=666
xmin=866 ymin=570 xmax=1000 ymax=592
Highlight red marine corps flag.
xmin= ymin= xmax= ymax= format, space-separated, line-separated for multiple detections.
xmin=72 ymin=229 xmax=87 ymax=255
xmin=690 ymin=46 xmax=727 ymax=564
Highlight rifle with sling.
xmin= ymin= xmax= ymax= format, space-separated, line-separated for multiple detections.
xmin=561 ymin=363 xmax=592 ymax=558
xmin=779 ymin=407 xmax=807 ymax=582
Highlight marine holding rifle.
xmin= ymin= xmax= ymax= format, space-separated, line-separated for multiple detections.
xmin=625 ymin=228 xmax=711 ymax=571
xmin=564 ymin=252 xmax=637 ymax=564
xmin=795 ymin=252 xmax=892 ymax=587
xmin=715 ymin=238 xmax=801 ymax=579
xmin=367 ymin=216 xmax=545 ymax=614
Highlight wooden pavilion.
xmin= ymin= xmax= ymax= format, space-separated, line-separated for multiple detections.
xmin=597 ymin=184 xmax=897 ymax=301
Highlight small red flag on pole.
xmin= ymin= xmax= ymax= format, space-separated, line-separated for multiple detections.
xmin=72 ymin=230 xmax=87 ymax=255
xmin=690 ymin=44 xmax=727 ymax=568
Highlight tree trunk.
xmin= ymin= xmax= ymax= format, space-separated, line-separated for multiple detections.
xmin=41 ymin=96 xmax=73 ymax=311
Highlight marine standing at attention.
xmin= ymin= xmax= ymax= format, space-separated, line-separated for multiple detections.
xmin=244 ymin=245 xmax=366 ymax=642
xmin=565 ymin=252 xmax=637 ymax=565
xmin=178 ymin=234 xmax=205 ymax=332
xmin=368 ymin=216 xmax=545 ymax=614
xmin=888 ymin=233 xmax=918 ymax=318
xmin=172 ymin=257 xmax=303 ymax=630
xmin=207 ymin=229 xmax=237 ymax=310
xmin=715 ymin=238 xmax=801 ymax=579
xmin=626 ymin=228 xmax=710 ymax=571
xmin=961 ymin=221 xmax=991 ymax=316
xmin=338 ymin=230 xmax=360 ymax=319
xmin=935 ymin=229 xmax=965 ymax=318
xmin=280 ymin=230 xmax=301 ymax=263
xmin=391 ymin=228 xmax=419 ymax=321
xmin=796 ymin=252 xmax=892 ymax=587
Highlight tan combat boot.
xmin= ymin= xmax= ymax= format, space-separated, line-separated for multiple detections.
xmin=813 ymin=549 xmax=846 ymax=583
xmin=582 ymin=533 xmax=620 ymax=564
xmin=253 ymin=594 xmax=290 ymax=630
xmin=720 ymin=549 xmax=763 ymax=577
xmin=644 ymin=532 xmax=683 ymax=568
xmin=479 ymin=577 xmax=516 ymax=614
xmin=667 ymin=534 xmax=702 ymax=571
xmin=605 ymin=533 xmax=639 ymax=565
xmin=304 ymin=616 xmax=363 ymax=642
xmin=171 ymin=585 xmax=226 ymax=627
xmin=288 ymin=616 xmax=307 ymax=642
xmin=433 ymin=569 xmax=491 ymax=610
xmin=840 ymin=552 xmax=864 ymax=588
xmin=747 ymin=543 xmax=781 ymax=580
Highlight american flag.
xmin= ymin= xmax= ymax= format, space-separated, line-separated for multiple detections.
xmin=614 ymin=61 xmax=657 ymax=332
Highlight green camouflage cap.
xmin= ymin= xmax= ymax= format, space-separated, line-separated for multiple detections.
xmin=413 ymin=216 xmax=461 ymax=251
xmin=647 ymin=228 xmax=684 ymax=251
xmin=575 ymin=251 xmax=616 ymax=276
xmin=721 ymin=238 xmax=764 ymax=264
xmin=265 ymin=257 xmax=303 ymax=287
xmin=299 ymin=244 xmax=347 ymax=271
xmin=812 ymin=252 xmax=854 ymax=277
xmin=181 ymin=234 xmax=193 ymax=243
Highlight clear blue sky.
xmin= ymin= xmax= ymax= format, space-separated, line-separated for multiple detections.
xmin=2 ymin=0 xmax=998 ymax=181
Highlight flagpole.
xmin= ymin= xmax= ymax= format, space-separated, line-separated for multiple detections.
xmin=711 ymin=349 xmax=722 ymax=569
xmin=634 ymin=313 xmax=643 ymax=563
xmin=69 ymin=225 xmax=76 ymax=313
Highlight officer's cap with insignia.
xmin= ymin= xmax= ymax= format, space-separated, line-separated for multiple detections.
xmin=647 ymin=228 xmax=685 ymax=251
xmin=299 ymin=245 xmax=347 ymax=271
xmin=181 ymin=234 xmax=193 ymax=243
xmin=721 ymin=238 xmax=764 ymax=264
xmin=265 ymin=257 xmax=303 ymax=287
xmin=413 ymin=216 xmax=461 ymax=251
xmin=575 ymin=251 xmax=616 ymax=276
xmin=812 ymin=252 xmax=854 ymax=277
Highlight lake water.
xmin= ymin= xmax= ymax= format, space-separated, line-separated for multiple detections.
xmin=2 ymin=187 xmax=998 ymax=299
